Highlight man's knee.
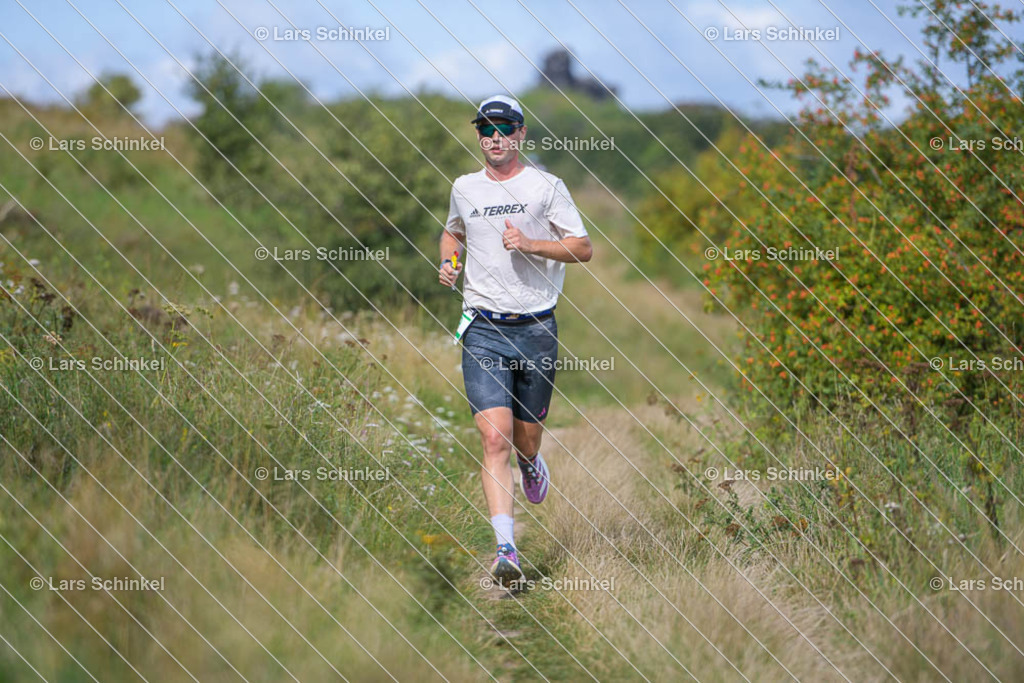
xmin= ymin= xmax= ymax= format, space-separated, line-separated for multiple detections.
xmin=480 ymin=426 xmax=512 ymax=459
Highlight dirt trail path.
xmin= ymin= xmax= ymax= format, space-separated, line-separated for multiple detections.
xmin=469 ymin=188 xmax=873 ymax=677
xmin=476 ymin=386 xmax=863 ymax=680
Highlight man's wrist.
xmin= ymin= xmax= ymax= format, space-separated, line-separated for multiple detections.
xmin=520 ymin=238 xmax=544 ymax=256
xmin=440 ymin=258 xmax=452 ymax=269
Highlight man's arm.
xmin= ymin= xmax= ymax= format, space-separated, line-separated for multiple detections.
xmin=439 ymin=229 xmax=465 ymax=287
xmin=501 ymin=219 xmax=593 ymax=263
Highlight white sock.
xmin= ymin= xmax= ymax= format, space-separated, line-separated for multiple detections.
xmin=491 ymin=514 xmax=515 ymax=548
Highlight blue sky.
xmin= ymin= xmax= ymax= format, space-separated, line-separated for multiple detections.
xmin=0 ymin=0 xmax=996 ymax=127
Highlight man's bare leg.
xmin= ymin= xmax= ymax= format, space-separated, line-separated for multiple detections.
xmin=513 ymin=416 xmax=550 ymax=505
xmin=475 ymin=406 xmax=515 ymax=517
xmin=512 ymin=417 xmax=544 ymax=462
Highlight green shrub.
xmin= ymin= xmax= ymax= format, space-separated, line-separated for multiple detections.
xmin=643 ymin=2 xmax=1024 ymax=433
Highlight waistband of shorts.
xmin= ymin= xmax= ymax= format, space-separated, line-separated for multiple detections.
xmin=473 ymin=307 xmax=555 ymax=323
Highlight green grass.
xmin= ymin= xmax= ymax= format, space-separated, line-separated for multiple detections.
xmin=2 ymin=99 xmax=1022 ymax=681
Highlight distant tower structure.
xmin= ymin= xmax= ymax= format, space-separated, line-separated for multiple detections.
xmin=539 ymin=48 xmax=617 ymax=100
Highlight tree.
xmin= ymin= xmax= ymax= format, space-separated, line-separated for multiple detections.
xmin=79 ymin=73 xmax=141 ymax=115
xmin=186 ymin=52 xmax=273 ymax=194
xmin=650 ymin=2 xmax=1023 ymax=429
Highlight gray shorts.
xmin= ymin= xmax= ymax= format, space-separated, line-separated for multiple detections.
xmin=461 ymin=314 xmax=558 ymax=423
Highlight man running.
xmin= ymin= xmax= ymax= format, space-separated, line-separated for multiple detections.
xmin=438 ymin=95 xmax=593 ymax=586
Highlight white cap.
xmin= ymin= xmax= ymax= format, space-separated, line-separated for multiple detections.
xmin=471 ymin=95 xmax=524 ymax=124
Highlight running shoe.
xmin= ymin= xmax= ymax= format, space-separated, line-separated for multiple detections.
xmin=518 ymin=452 xmax=550 ymax=504
xmin=490 ymin=543 xmax=524 ymax=586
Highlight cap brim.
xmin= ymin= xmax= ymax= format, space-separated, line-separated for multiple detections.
xmin=471 ymin=114 xmax=522 ymax=124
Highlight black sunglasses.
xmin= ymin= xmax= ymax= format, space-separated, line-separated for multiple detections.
xmin=476 ymin=122 xmax=522 ymax=137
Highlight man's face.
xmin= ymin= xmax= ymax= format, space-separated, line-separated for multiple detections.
xmin=477 ymin=118 xmax=525 ymax=166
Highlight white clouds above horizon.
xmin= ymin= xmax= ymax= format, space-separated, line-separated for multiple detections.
xmin=0 ymin=0 xmax=1005 ymax=128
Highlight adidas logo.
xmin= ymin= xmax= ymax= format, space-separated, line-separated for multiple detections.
xmin=469 ymin=208 xmax=480 ymax=218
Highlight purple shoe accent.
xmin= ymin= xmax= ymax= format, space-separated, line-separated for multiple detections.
xmin=518 ymin=452 xmax=550 ymax=504
xmin=490 ymin=543 xmax=523 ymax=586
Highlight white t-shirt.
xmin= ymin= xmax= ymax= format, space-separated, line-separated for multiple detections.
xmin=444 ymin=166 xmax=588 ymax=314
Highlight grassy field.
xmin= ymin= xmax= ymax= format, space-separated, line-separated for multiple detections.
xmin=2 ymin=99 xmax=1023 ymax=681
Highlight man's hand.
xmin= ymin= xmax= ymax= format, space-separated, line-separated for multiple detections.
xmin=502 ymin=218 xmax=593 ymax=263
xmin=502 ymin=219 xmax=535 ymax=254
xmin=438 ymin=260 xmax=461 ymax=287
xmin=439 ymin=229 xmax=464 ymax=287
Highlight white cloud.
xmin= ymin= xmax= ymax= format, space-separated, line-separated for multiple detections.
xmin=402 ymin=42 xmax=534 ymax=100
